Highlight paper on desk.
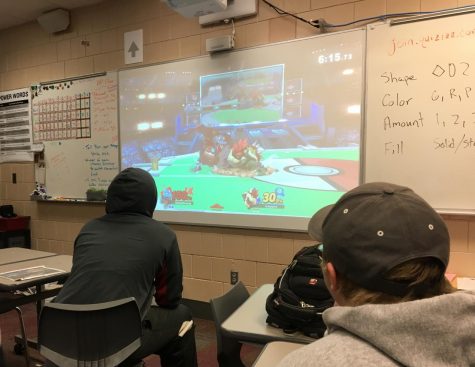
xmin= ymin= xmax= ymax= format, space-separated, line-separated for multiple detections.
xmin=457 ymin=277 xmax=475 ymax=291
xmin=0 ymin=266 xmax=65 ymax=281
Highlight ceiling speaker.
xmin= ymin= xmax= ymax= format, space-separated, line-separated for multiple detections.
xmin=37 ymin=9 xmax=70 ymax=34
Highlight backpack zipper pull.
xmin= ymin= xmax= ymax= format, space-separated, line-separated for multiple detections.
xmin=300 ymin=300 xmax=315 ymax=308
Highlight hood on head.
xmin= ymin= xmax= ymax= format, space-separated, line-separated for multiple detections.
xmin=106 ymin=168 xmax=157 ymax=217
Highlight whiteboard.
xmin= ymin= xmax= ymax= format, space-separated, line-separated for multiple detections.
xmin=31 ymin=73 xmax=119 ymax=199
xmin=365 ymin=13 xmax=475 ymax=213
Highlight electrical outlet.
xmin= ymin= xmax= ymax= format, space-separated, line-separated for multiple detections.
xmin=230 ymin=270 xmax=239 ymax=285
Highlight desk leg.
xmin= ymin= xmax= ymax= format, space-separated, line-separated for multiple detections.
xmin=14 ymin=284 xmax=46 ymax=365
xmin=35 ymin=284 xmax=45 ymax=324
xmin=13 ymin=307 xmax=31 ymax=366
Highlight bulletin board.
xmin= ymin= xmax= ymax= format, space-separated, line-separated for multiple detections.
xmin=31 ymin=72 xmax=119 ymax=199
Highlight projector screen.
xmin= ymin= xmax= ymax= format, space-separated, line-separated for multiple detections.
xmin=119 ymin=29 xmax=364 ymax=231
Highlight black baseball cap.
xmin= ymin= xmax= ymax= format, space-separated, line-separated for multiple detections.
xmin=308 ymin=182 xmax=450 ymax=296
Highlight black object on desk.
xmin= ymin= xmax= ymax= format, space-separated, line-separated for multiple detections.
xmin=0 ymin=205 xmax=16 ymax=218
xmin=221 ymin=284 xmax=315 ymax=345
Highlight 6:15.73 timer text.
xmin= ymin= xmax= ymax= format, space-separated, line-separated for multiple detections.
xmin=318 ymin=52 xmax=353 ymax=64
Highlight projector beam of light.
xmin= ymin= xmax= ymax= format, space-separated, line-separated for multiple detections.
xmin=347 ymin=105 xmax=360 ymax=114
xmin=151 ymin=121 xmax=164 ymax=129
xmin=137 ymin=122 xmax=150 ymax=131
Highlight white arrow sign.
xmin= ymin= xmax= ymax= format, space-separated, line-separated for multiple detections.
xmin=124 ymin=29 xmax=143 ymax=64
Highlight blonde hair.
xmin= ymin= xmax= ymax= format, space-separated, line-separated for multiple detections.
xmin=324 ymin=258 xmax=456 ymax=306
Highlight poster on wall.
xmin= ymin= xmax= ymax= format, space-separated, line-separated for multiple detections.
xmin=0 ymin=88 xmax=33 ymax=162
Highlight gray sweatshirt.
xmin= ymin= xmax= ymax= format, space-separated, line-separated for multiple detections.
xmin=277 ymin=291 xmax=475 ymax=367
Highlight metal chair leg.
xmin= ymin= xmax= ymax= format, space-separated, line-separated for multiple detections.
xmin=0 ymin=330 xmax=5 ymax=367
xmin=14 ymin=307 xmax=31 ymax=367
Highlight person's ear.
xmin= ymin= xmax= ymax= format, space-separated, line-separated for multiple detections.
xmin=323 ymin=261 xmax=345 ymax=306
xmin=323 ymin=261 xmax=341 ymax=294
xmin=323 ymin=262 xmax=347 ymax=306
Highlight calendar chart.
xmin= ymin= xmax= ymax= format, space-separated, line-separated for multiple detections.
xmin=31 ymin=73 xmax=119 ymax=199
xmin=33 ymin=91 xmax=92 ymax=142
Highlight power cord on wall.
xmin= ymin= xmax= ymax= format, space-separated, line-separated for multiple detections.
xmin=261 ymin=0 xmax=317 ymax=27
xmin=261 ymin=0 xmax=475 ymax=32
xmin=222 ymin=17 xmax=236 ymax=44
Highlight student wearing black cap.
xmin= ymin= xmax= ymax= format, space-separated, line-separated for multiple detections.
xmin=277 ymin=182 xmax=475 ymax=367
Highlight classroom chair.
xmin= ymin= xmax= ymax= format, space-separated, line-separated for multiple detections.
xmin=38 ymin=297 xmax=142 ymax=367
xmin=210 ymin=281 xmax=250 ymax=367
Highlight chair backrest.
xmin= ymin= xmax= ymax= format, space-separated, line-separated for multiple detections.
xmin=38 ymin=297 xmax=142 ymax=367
xmin=210 ymin=281 xmax=250 ymax=367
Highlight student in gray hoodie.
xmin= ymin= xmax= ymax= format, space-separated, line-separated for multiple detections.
xmin=277 ymin=182 xmax=475 ymax=367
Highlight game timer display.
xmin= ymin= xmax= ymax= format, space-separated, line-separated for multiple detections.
xmin=119 ymin=30 xmax=364 ymax=231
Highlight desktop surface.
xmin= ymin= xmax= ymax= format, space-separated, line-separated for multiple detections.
xmin=0 ymin=247 xmax=56 ymax=266
xmin=222 ymin=284 xmax=316 ymax=344
xmin=0 ymin=254 xmax=72 ymax=291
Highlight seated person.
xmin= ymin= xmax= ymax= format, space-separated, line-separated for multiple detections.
xmin=52 ymin=167 xmax=197 ymax=367
xmin=278 ymin=182 xmax=475 ymax=367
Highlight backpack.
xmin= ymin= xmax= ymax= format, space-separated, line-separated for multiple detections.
xmin=265 ymin=244 xmax=334 ymax=339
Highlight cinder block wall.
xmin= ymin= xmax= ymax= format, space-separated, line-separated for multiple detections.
xmin=0 ymin=0 xmax=474 ymax=302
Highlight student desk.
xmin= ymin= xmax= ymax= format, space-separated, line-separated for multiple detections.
xmin=0 ymin=247 xmax=56 ymax=266
xmin=0 ymin=249 xmax=72 ymax=356
xmin=252 ymin=341 xmax=304 ymax=367
xmin=222 ymin=284 xmax=316 ymax=345
xmin=0 ymin=250 xmax=72 ymax=313
xmin=0 ymin=252 xmax=72 ymax=290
